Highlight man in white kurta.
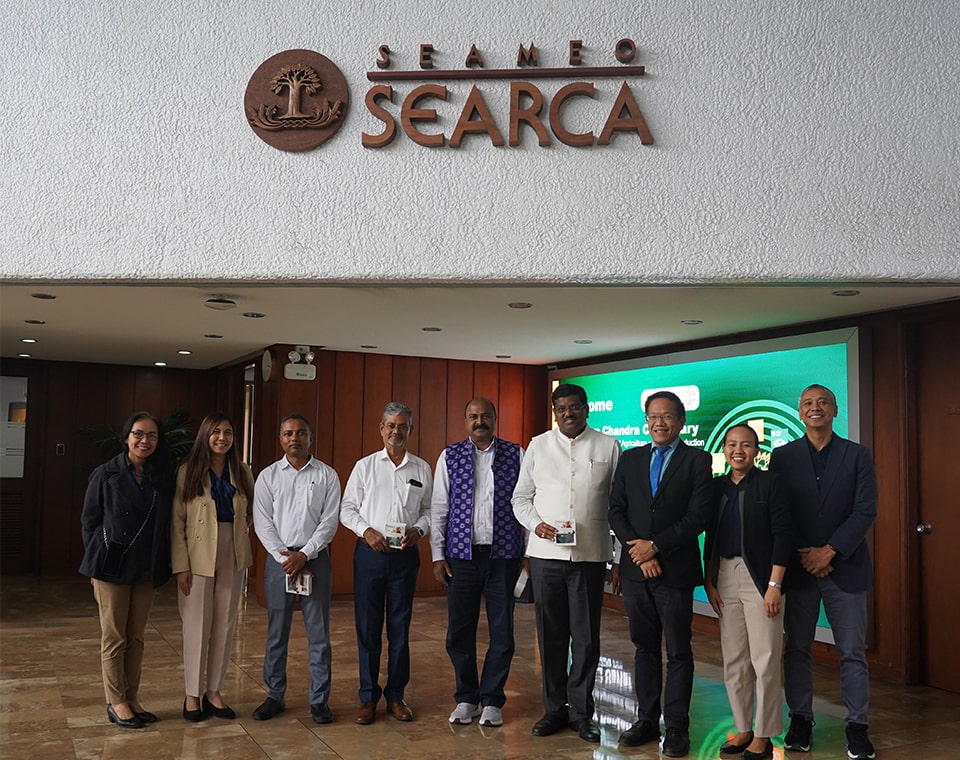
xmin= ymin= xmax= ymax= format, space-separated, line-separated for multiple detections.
xmin=512 ymin=383 xmax=620 ymax=744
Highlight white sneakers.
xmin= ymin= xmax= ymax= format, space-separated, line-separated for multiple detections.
xmin=449 ymin=703 xmax=503 ymax=727
xmin=449 ymin=703 xmax=482 ymax=724
xmin=479 ymin=706 xmax=503 ymax=727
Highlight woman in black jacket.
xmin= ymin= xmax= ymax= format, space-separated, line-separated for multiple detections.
xmin=704 ymin=424 xmax=793 ymax=760
xmin=79 ymin=411 xmax=173 ymax=729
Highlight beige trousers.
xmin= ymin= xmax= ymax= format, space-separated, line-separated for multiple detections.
xmin=717 ymin=557 xmax=785 ymax=737
xmin=178 ymin=524 xmax=244 ymax=697
xmin=91 ymin=579 xmax=155 ymax=705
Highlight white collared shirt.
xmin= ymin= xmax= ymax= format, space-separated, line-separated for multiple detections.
xmin=253 ymin=455 xmax=341 ymax=564
xmin=340 ymin=448 xmax=433 ymax=539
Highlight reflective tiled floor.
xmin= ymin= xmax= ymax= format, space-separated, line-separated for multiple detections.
xmin=2 ymin=575 xmax=958 ymax=759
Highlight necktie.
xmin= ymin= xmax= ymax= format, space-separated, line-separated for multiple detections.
xmin=650 ymin=446 xmax=666 ymax=497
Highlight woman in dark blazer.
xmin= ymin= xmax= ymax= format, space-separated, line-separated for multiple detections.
xmin=79 ymin=411 xmax=173 ymax=729
xmin=704 ymin=424 xmax=793 ymax=760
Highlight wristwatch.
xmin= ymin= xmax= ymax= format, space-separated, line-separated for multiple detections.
xmin=768 ymin=581 xmax=782 ymax=589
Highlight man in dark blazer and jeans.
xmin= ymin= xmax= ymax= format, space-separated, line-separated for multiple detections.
xmin=609 ymin=390 xmax=713 ymax=757
xmin=769 ymin=384 xmax=878 ymax=760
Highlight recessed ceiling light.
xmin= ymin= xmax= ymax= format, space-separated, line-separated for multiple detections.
xmin=24 ymin=319 xmax=46 ymax=325
xmin=496 ymin=354 xmax=511 ymax=358
xmin=360 ymin=345 xmax=378 ymax=349
xmin=204 ymin=334 xmax=223 ymax=339
xmin=31 ymin=293 xmax=56 ymax=300
xmin=832 ymin=289 xmax=860 ymax=297
xmin=681 ymin=319 xmax=703 ymax=325
xmin=242 ymin=312 xmax=265 ymax=319
xmin=21 ymin=338 xmax=36 ymax=344
xmin=508 ymin=302 xmax=532 ymax=309
xmin=422 ymin=326 xmax=442 ymax=332
xmin=204 ymin=296 xmax=237 ymax=310
xmin=154 ymin=361 xmax=167 ymax=367
xmin=177 ymin=350 xmax=192 ymax=355
xmin=17 ymin=353 xmax=31 ymax=358
xmin=573 ymin=339 xmax=592 ymax=345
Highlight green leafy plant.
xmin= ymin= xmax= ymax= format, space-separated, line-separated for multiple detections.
xmin=79 ymin=407 xmax=195 ymax=468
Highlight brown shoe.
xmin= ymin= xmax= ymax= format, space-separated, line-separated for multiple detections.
xmin=355 ymin=702 xmax=376 ymax=725
xmin=386 ymin=700 xmax=414 ymax=722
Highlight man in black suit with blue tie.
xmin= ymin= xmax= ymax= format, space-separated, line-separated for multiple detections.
xmin=769 ymin=384 xmax=878 ymax=760
xmin=609 ymin=391 xmax=713 ymax=758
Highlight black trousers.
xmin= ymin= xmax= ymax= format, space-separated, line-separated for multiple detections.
xmin=529 ymin=557 xmax=606 ymax=724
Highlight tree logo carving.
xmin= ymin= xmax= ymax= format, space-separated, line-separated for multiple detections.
xmin=245 ymin=50 xmax=350 ymax=152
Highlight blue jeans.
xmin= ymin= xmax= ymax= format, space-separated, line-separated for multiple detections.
xmin=445 ymin=552 xmax=521 ymax=707
xmin=262 ymin=550 xmax=332 ymax=705
xmin=784 ymin=576 xmax=869 ymax=725
xmin=353 ymin=540 xmax=420 ymax=704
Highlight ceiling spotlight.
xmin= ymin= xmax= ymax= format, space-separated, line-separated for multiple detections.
xmin=832 ymin=289 xmax=860 ymax=297
xmin=31 ymin=293 xmax=56 ymax=300
xmin=18 ymin=353 xmax=31 ymax=358
xmin=242 ymin=312 xmax=265 ymax=319
xmin=21 ymin=338 xmax=36 ymax=344
xmin=508 ymin=302 xmax=532 ymax=309
xmin=496 ymin=354 xmax=512 ymax=358
xmin=360 ymin=345 xmax=378 ymax=349
xmin=204 ymin=296 xmax=236 ymax=310
xmin=177 ymin=350 xmax=192 ymax=355
xmin=204 ymin=334 xmax=223 ymax=339
xmin=681 ymin=319 xmax=703 ymax=325
xmin=573 ymin=339 xmax=592 ymax=345
xmin=154 ymin=361 xmax=167 ymax=367
xmin=24 ymin=319 xmax=45 ymax=325
xmin=422 ymin=326 xmax=442 ymax=332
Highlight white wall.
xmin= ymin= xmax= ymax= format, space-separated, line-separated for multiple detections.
xmin=3 ymin=0 xmax=958 ymax=283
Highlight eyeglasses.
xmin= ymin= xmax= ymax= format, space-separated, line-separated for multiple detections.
xmin=645 ymin=414 xmax=677 ymax=423
xmin=129 ymin=430 xmax=159 ymax=441
xmin=553 ymin=403 xmax=586 ymax=414
xmin=383 ymin=422 xmax=411 ymax=432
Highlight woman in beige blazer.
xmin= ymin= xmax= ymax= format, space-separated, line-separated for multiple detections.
xmin=172 ymin=413 xmax=254 ymax=721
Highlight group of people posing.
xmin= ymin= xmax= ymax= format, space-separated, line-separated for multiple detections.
xmin=78 ymin=381 xmax=878 ymax=760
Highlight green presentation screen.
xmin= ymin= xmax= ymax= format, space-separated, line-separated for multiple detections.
xmin=555 ymin=328 xmax=861 ymax=642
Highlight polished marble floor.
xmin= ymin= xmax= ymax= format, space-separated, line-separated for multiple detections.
xmin=2 ymin=575 xmax=958 ymax=759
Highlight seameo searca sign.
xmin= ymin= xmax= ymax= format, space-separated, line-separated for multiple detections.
xmin=245 ymin=39 xmax=653 ymax=152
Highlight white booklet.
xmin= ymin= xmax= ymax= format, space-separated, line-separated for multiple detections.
xmin=552 ymin=519 xmax=577 ymax=545
xmin=384 ymin=521 xmax=406 ymax=550
xmin=285 ymin=570 xmax=313 ymax=596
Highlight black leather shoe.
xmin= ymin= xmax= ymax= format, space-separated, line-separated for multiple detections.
xmin=570 ymin=718 xmax=601 ymax=743
xmin=620 ymin=719 xmax=660 ymax=747
xmin=531 ymin=710 xmax=569 ymax=736
xmin=202 ymin=695 xmax=236 ymax=719
xmin=742 ymin=738 xmax=774 ymax=760
xmin=720 ymin=731 xmax=754 ymax=754
xmin=182 ymin=698 xmax=204 ymax=722
xmin=311 ymin=702 xmax=333 ymax=724
xmin=662 ymin=726 xmax=691 ymax=757
xmin=107 ymin=704 xmax=143 ymax=729
xmin=252 ymin=697 xmax=285 ymax=721
xmin=134 ymin=710 xmax=158 ymax=724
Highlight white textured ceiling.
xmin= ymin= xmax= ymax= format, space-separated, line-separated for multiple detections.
xmin=2 ymin=283 xmax=957 ymax=369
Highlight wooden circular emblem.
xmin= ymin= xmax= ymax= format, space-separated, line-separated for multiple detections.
xmin=245 ymin=49 xmax=349 ymax=152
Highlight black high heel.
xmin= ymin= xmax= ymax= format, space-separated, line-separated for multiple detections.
xmin=202 ymin=694 xmax=236 ymax=719
xmin=183 ymin=697 xmax=204 ymax=722
xmin=742 ymin=738 xmax=774 ymax=760
xmin=107 ymin=704 xmax=143 ymax=729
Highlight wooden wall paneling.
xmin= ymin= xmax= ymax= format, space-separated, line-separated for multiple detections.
xmin=392 ymin=355 xmax=422 ymax=453
xmin=362 ymin=354 xmax=394 ymax=456
xmin=314 ymin=351 xmax=337 ymax=466
xmin=329 ymin=352 xmax=366 ymax=597
xmin=497 ymin=364 xmax=525 ymax=445
xmin=473 ymin=361 xmax=500 ymax=403
xmin=104 ymin=367 xmax=137 ymax=428
xmin=417 ymin=358 xmax=448 ymax=468
xmin=445 ymin=360 xmax=474 ymax=446
xmin=522 ymin=365 xmax=550 ymax=446
xmin=133 ymin=368 xmax=165 ymax=414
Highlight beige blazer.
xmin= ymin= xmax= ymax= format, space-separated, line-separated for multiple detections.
xmin=171 ymin=464 xmax=254 ymax=577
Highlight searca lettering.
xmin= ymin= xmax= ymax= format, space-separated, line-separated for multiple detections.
xmin=361 ymin=40 xmax=654 ymax=149
xmin=362 ymin=81 xmax=653 ymax=148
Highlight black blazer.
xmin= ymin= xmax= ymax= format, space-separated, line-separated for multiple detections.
xmin=609 ymin=441 xmax=713 ymax=588
xmin=768 ymin=434 xmax=877 ymax=593
xmin=79 ymin=453 xmax=173 ymax=587
xmin=704 ymin=468 xmax=793 ymax=596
